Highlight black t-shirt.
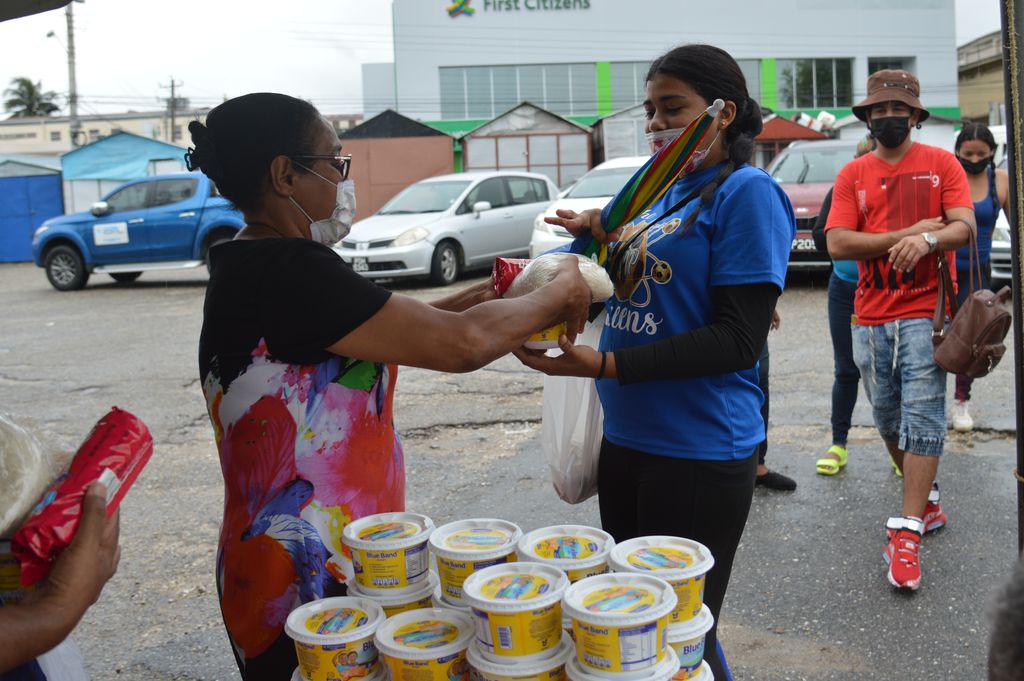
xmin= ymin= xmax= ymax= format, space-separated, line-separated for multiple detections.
xmin=199 ymin=238 xmax=392 ymax=389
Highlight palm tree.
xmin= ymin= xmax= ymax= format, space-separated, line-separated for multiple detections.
xmin=3 ymin=77 xmax=61 ymax=118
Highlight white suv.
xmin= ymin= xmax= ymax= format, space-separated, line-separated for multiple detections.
xmin=528 ymin=156 xmax=647 ymax=258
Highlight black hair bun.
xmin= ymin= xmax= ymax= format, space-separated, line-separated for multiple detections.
xmin=184 ymin=120 xmax=224 ymax=180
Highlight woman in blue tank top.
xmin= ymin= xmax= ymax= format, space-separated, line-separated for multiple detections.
xmin=951 ymin=123 xmax=1009 ymax=432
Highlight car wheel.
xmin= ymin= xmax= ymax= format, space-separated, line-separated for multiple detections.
xmin=44 ymin=245 xmax=89 ymax=291
xmin=109 ymin=272 xmax=142 ymax=283
xmin=429 ymin=241 xmax=460 ymax=286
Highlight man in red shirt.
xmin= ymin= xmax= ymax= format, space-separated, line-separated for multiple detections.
xmin=825 ymin=69 xmax=975 ymax=591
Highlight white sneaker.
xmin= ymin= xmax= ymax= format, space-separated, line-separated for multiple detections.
xmin=952 ymin=400 xmax=974 ymax=432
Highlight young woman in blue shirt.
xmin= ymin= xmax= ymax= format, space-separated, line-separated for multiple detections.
xmin=516 ymin=44 xmax=795 ymax=679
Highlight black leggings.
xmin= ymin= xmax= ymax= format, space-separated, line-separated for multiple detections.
xmin=598 ymin=438 xmax=758 ymax=681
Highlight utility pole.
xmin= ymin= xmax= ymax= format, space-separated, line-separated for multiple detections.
xmin=65 ymin=2 xmax=81 ymax=147
xmin=1000 ymin=0 xmax=1024 ymax=553
xmin=160 ymin=77 xmax=183 ymax=144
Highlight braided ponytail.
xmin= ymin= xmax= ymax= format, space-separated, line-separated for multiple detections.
xmin=647 ymin=45 xmax=764 ymax=228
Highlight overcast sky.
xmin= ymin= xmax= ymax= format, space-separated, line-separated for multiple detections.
xmin=0 ymin=0 xmax=1005 ymax=118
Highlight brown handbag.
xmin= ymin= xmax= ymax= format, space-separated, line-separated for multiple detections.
xmin=932 ymin=227 xmax=1012 ymax=378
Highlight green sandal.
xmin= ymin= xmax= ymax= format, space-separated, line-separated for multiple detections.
xmin=889 ymin=453 xmax=903 ymax=478
xmin=816 ymin=445 xmax=848 ymax=476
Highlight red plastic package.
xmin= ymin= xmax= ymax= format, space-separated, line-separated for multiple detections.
xmin=12 ymin=407 xmax=153 ymax=586
xmin=493 ymin=257 xmax=530 ymax=297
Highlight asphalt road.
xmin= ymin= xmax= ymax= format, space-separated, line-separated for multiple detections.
xmin=0 ymin=262 xmax=1019 ymax=680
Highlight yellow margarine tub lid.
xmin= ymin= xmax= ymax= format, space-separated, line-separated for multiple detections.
xmin=462 ymin=562 xmax=569 ymax=614
xmin=565 ymin=645 xmax=681 ymax=681
xmin=373 ymin=607 xmax=474 ymax=661
xmin=609 ymin=536 xmax=714 ymax=580
xmin=517 ymin=525 xmax=613 ymax=571
xmin=284 ymin=596 xmax=386 ymax=647
xmin=429 ymin=519 xmax=522 ymax=561
xmin=563 ymin=573 xmax=677 ymax=627
xmin=468 ymin=635 xmax=574 ymax=677
xmin=342 ymin=512 xmax=435 ymax=551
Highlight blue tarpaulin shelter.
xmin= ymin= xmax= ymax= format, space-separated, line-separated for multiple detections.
xmin=60 ymin=131 xmax=188 ymax=212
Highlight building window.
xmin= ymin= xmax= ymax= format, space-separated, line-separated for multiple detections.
xmin=777 ymin=58 xmax=853 ymax=109
xmin=868 ymin=56 xmax=916 ymax=74
xmin=88 ymin=129 xmax=101 ymax=142
xmin=0 ymin=132 xmax=38 ymax=140
xmin=440 ymin=63 xmax=598 ymax=119
xmin=172 ymin=125 xmax=183 ymax=142
xmin=50 ymin=131 xmax=61 ymax=141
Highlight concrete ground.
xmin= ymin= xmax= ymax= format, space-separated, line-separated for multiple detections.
xmin=0 ymin=262 xmax=1019 ymax=680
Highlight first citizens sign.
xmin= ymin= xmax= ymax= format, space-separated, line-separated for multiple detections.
xmin=447 ymin=0 xmax=591 ymax=17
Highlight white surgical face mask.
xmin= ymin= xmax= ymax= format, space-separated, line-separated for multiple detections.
xmin=646 ymin=126 xmax=684 ymax=155
xmin=646 ymin=126 xmax=722 ymax=175
xmin=290 ymin=165 xmax=356 ymax=245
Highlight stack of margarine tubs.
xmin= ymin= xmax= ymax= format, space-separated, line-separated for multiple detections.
xmin=282 ymin=513 xmax=716 ymax=681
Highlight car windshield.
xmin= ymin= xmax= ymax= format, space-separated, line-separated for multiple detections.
xmin=378 ymin=181 xmax=471 ymax=215
xmin=770 ymin=147 xmax=855 ymax=184
xmin=566 ymin=167 xmax=641 ymax=199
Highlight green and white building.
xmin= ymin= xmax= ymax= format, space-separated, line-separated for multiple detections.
xmin=364 ymin=0 xmax=961 ymax=135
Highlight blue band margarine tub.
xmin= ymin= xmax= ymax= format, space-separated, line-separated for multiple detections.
xmin=347 ymin=571 xmax=438 ymax=618
xmin=565 ymin=643 xmax=680 ymax=681
xmin=667 ymin=605 xmax=714 ymax=679
xmin=462 ymin=562 xmax=569 ymax=663
xmin=517 ymin=526 xmax=614 ymax=583
xmin=284 ymin=596 xmax=386 ymax=681
xmin=468 ymin=636 xmax=574 ymax=681
xmin=609 ymin=537 xmax=714 ymax=625
xmin=0 ymin=540 xmax=30 ymax=606
xmin=374 ymin=607 xmax=474 ymax=681
xmin=433 ymin=580 xmax=473 ymax=614
xmin=563 ymin=573 xmax=677 ymax=678
xmin=430 ymin=519 xmax=523 ymax=605
xmin=342 ymin=512 xmax=435 ymax=592
xmin=291 ymin=665 xmax=386 ymax=681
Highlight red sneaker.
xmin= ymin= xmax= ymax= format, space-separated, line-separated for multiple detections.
xmin=884 ymin=517 xmax=924 ymax=591
xmin=922 ymin=486 xmax=947 ymax=535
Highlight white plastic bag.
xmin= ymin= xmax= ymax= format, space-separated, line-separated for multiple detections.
xmin=541 ymin=311 xmax=605 ymax=504
xmin=0 ymin=413 xmax=56 ymax=539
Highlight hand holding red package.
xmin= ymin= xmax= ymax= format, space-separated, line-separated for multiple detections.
xmin=12 ymin=407 xmax=153 ymax=586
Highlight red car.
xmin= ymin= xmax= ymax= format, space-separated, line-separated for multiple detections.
xmin=767 ymin=139 xmax=859 ymax=270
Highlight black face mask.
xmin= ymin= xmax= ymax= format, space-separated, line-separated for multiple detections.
xmin=870 ymin=116 xmax=912 ymax=148
xmin=959 ymin=157 xmax=990 ymax=175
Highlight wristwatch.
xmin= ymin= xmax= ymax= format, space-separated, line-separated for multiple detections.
xmin=921 ymin=232 xmax=938 ymax=253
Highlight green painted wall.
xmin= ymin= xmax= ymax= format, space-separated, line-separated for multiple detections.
xmin=760 ymin=58 xmax=777 ymax=110
xmin=595 ymin=62 xmax=613 ymax=117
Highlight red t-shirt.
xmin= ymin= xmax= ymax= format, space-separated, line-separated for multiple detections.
xmin=826 ymin=143 xmax=973 ymax=324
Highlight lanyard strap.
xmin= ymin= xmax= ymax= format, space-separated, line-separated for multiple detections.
xmin=606 ymin=183 xmax=707 ymax=280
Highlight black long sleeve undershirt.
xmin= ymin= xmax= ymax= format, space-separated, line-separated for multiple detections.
xmin=613 ymin=282 xmax=780 ymax=384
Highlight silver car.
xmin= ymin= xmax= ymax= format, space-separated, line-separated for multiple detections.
xmin=990 ymin=156 xmax=1012 ymax=289
xmin=335 ymin=171 xmax=557 ymax=285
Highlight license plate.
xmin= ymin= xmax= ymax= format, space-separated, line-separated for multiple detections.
xmin=791 ymin=238 xmax=816 ymax=251
xmin=352 ymin=258 xmax=368 ymax=273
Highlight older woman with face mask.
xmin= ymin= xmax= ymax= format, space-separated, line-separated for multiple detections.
xmin=186 ymin=93 xmax=589 ymax=680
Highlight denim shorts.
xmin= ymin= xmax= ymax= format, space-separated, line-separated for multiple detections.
xmin=851 ymin=318 xmax=947 ymax=456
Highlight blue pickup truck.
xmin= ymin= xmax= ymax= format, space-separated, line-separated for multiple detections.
xmin=31 ymin=172 xmax=244 ymax=290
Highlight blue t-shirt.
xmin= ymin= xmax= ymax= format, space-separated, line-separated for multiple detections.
xmin=586 ymin=163 xmax=795 ymax=460
xmin=832 ymin=259 xmax=859 ymax=284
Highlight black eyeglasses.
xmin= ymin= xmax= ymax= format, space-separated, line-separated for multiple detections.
xmin=291 ymin=154 xmax=352 ymax=180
